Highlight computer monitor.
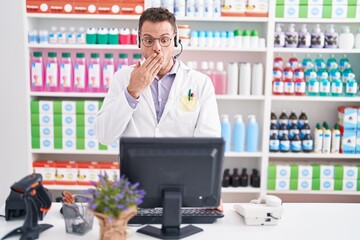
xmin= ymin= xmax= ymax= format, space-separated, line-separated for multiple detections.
xmin=120 ymin=137 xmax=224 ymax=239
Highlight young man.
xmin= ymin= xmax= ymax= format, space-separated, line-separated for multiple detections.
xmin=94 ymin=7 xmax=221 ymax=145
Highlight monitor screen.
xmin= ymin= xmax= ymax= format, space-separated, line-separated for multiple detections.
xmin=120 ymin=137 xmax=224 ymax=239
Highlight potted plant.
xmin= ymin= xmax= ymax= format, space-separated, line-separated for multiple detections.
xmin=85 ymin=172 xmax=145 ymax=240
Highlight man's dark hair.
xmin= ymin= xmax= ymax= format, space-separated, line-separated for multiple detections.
xmin=138 ymin=7 xmax=177 ymax=34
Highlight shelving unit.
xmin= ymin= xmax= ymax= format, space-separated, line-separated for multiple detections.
xmin=23 ymin=1 xmax=360 ymax=202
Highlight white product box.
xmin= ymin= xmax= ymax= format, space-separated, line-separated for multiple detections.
xmin=33 ymin=160 xmax=56 ymax=184
xmin=332 ymin=5 xmax=347 ymax=18
xmin=40 ymin=126 xmax=54 ymax=137
xmin=276 ymin=164 xmax=291 ymax=179
xmin=62 ymin=138 xmax=76 ymax=150
xmin=108 ymin=141 xmax=119 ymax=152
xmin=55 ymin=161 xmax=77 ymax=185
xmin=63 ymin=126 xmax=76 ymax=138
xmin=283 ymin=5 xmax=299 ymax=18
xmin=84 ymin=100 xmax=99 ymax=115
xmin=357 ymin=131 xmax=360 ymax=154
xmin=298 ymin=178 xmax=312 ymax=191
xmin=85 ymin=138 xmax=98 ymax=150
xmin=343 ymin=166 xmax=358 ymax=180
xmin=320 ymin=165 xmax=334 ymax=179
xmin=40 ymin=137 xmax=54 ymax=150
xmin=39 ymin=113 xmax=53 ymax=126
xmin=62 ymin=101 xmax=76 ymax=114
xmin=62 ymin=114 xmax=76 ymax=126
xmin=77 ymin=162 xmax=101 ymax=185
xmin=342 ymin=130 xmax=356 ymax=154
xmin=308 ymin=5 xmax=323 ymax=18
xmin=100 ymin=162 xmax=120 ymax=181
xmin=276 ymin=179 xmax=290 ymax=190
xmin=308 ymin=0 xmax=324 ymax=4
xmin=85 ymin=126 xmax=96 ymax=139
xmin=85 ymin=115 xmax=95 ymax=127
xmin=342 ymin=179 xmax=357 ymax=191
xmin=298 ymin=165 xmax=313 ymax=179
xmin=320 ymin=179 xmax=334 ymax=191
xmin=357 ymin=4 xmax=360 ymax=18
xmin=284 ymin=0 xmax=299 ymax=4
xmin=39 ymin=100 xmax=53 ymax=114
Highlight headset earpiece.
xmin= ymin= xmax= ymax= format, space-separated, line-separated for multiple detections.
xmin=174 ymin=34 xmax=178 ymax=47
xmin=137 ymin=33 xmax=141 ymax=48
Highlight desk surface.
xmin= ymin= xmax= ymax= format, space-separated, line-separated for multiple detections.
xmin=1 ymin=203 xmax=359 ymax=240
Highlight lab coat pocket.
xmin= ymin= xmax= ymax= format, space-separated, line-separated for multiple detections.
xmin=169 ymin=96 xmax=199 ymax=125
xmin=179 ymin=95 xmax=198 ymax=112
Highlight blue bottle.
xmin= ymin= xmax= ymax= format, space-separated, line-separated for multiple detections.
xmin=233 ymin=115 xmax=245 ymax=152
xmin=221 ymin=114 xmax=231 ymax=152
xmin=246 ymin=115 xmax=259 ymax=152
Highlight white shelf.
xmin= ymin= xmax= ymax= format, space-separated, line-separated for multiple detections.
xmin=216 ymin=95 xmax=265 ymax=101
xmin=177 ymin=16 xmax=269 ymax=22
xmin=225 ymin=152 xmax=262 ymax=158
xmin=44 ymin=184 xmax=91 ymax=190
xmin=271 ymin=96 xmax=360 ymax=102
xmin=273 ymin=48 xmax=360 ymax=54
xmin=268 ymin=190 xmax=360 ymax=196
xmin=28 ymin=43 xmax=138 ymax=50
xmin=26 ymin=13 xmax=141 ymax=20
xmin=275 ymin=18 xmax=360 ymax=24
xmin=269 ymin=153 xmax=360 ymax=159
xmin=222 ymin=187 xmax=261 ymax=194
xmin=31 ymin=149 xmax=119 ymax=155
xmin=30 ymin=92 xmax=107 ymax=98
xmin=185 ymin=46 xmax=267 ymax=52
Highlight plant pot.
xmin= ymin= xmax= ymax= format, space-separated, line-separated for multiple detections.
xmin=91 ymin=206 xmax=137 ymax=240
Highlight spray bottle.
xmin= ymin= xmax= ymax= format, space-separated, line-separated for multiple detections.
xmin=246 ymin=115 xmax=259 ymax=152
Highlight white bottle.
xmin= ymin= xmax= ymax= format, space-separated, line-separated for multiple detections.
xmin=339 ymin=26 xmax=354 ymax=49
xmin=310 ymin=24 xmax=324 ymax=48
xmin=227 ymin=62 xmax=239 ymax=95
xmin=239 ymin=62 xmax=251 ymax=96
xmin=194 ymin=0 xmax=205 ymax=17
xmin=67 ymin=27 xmax=77 ymax=44
xmin=77 ymin=27 xmax=86 ymax=44
xmin=58 ymin=26 xmax=67 ymax=44
xmin=233 ymin=115 xmax=245 ymax=152
xmin=49 ymin=26 xmax=58 ymax=44
xmin=274 ymin=23 xmax=285 ymax=47
xmin=324 ymin=24 xmax=338 ymax=49
xmin=298 ymin=24 xmax=311 ymax=48
xmin=285 ymin=24 xmax=298 ymax=48
xmin=203 ymin=0 xmax=213 ymax=17
xmin=162 ymin=0 xmax=175 ymax=13
xmin=355 ymin=27 xmax=360 ymax=49
xmin=174 ymin=0 xmax=186 ymax=17
xmin=251 ymin=63 xmax=263 ymax=96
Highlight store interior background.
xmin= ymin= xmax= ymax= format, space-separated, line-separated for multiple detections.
xmin=0 ymin=0 xmax=28 ymax=205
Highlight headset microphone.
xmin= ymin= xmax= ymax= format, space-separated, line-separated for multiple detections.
xmin=174 ymin=39 xmax=183 ymax=59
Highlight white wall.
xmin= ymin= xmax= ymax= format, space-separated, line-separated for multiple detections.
xmin=0 ymin=1 xmax=29 ymax=204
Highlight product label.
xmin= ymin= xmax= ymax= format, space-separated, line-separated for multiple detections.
xmin=308 ymin=81 xmax=319 ymax=93
xmin=346 ymin=82 xmax=358 ymax=94
xmin=273 ymin=81 xmax=284 ymax=94
xmin=74 ymin=64 xmax=85 ymax=89
xmin=320 ymin=81 xmax=330 ymax=93
xmin=88 ymin=63 xmax=100 ymax=89
xmin=60 ymin=63 xmax=71 ymax=88
xmin=295 ymin=81 xmax=306 ymax=94
xmin=291 ymin=140 xmax=301 ymax=152
xmin=103 ymin=64 xmax=114 ymax=90
xmin=280 ymin=140 xmax=290 ymax=151
xmin=269 ymin=139 xmax=280 ymax=151
xmin=331 ymin=81 xmax=342 ymax=94
xmin=302 ymin=140 xmax=313 ymax=151
xmin=31 ymin=62 xmax=43 ymax=87
xmin=284 ymin=81 xmax=294 ymax=94
xmin=46 ymin=63 xmax=58 ymax=87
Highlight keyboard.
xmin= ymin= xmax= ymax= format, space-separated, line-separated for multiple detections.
xmin=129 ymin=208 xmax=224 ymax=225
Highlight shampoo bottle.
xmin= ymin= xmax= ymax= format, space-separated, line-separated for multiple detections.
xmin=322 ymin=123 xmax=332 ymax=153
xmin=310 ymin=24 xmax=325 ymax=48
xmin=87 ymin=53 xmax=101 ymax=92
xmin=221 ymin=114 xmax=231 ymax=152
xmin=59 ymin=52 xmax=72 ymax=92
xmin=30 ymin=51 xmax=44 ymax=92
xmin=356 ymin=27 xmax=360 ymax=49
xmin=45 ymin=52 xmax=59 ymax=92
xmin=331 ymin=124 xmax=341 ymax=153
xmin=298 ymin=24 xmax=311 ymax=48
xmin=339 ymin=26 xmax=354 ymax=50
xmin=274 ymin=23 xmax=285 ymax=47
xmin=314 ymin=123 xmax=323 ymax=153
xmin=324 ymin=24 xmax=338 ymax=48
xmin=73 ymin=53 xmax=86 ymax=92
xmin=246 ymin=115 xmax=259 ymax=152
xmin=285 ymin=24 xmax=298 ymax=48
xmin=233 ymin=115 xmax=245 ymax=152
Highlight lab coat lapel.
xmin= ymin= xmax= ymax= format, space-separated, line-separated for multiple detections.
xmin=141 ymin=87 xmax=157 ymax=122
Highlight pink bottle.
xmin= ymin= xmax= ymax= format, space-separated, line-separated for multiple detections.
xmin=130 ymin=28 xmax=138 ymax=45
xmin=272 ymin=62 xmax=283 ymax=80
xmin=214 ymin=62 xmax=227 ymax=95
xmin=288 ymin=55 xmax=298 ymax=70
xmin=30 ymin=51 xmax=44 ymax=92
xmin=87 ymin=53 xmax=101 ymax=92
xmin=272 ymin=78 xmax=284 ymax=95
xmin=294 ymin=77 xmax=306 ymax=96
xmin=119 ymin=28 xmax=131 ymax=45
xmin=102 ymin=53 xmax=115 ymax=92
xmin=284 ymin=77 xmax=295 ymax=95
xmin=282 ymin=63 xmax=293 ymax=80
xmin=59 ymin=52 xmax=73 ymax=92
xmin=116 ymin=53 xmax=129 ymax=71
xmin=45 ymin=52 xmax=59 ymax=92
xmin=274 ymin=56 xmax=283 ymax=68
xmin=73 ymin=53 xmax=86 ymax=92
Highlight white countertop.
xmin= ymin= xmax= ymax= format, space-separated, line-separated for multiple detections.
xmin=1 ymin=203 xmax=359 ymax=240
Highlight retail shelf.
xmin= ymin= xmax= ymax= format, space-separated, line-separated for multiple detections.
xmin=268 ymin=190 xmax=360 ymax=196
xmin=28 ymin=43 xmax=138 ymax=50
xmin=275 ymin=18 xmax=360 ymax=24
xmin=271 ymin=96 xmax=360 ymax=102
xmin=31 ymin=149 xmax=119 ymax=155
xmin=222 ymin=186 xmax=261 ymax=193
xmin=177 ymin=16 xmax=269 ymax=22
xmin=269 ymin=153 xmax=360 ymax=159
xmin=30 ymin=92 xmax=107 ymax=98
xmin=225 ymin=152 xmax=262 ymax=158
xmin=216 ymin=95 xmax=265 ymax=101
xmin=44 ymin=184 xmax=91 ymax=190
xmin=26 ymin=13 xmax=141 ymax=20
xmin=273 ymin=48 xmax=360 ymax=54
xmin=184 ymin=46 xmax=267 ymax=52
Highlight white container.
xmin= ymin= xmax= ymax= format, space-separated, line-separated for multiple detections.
xmin=298 ymin=24 xmax=310 ymax=48
xmin=251 ymin=63 xmax=263 ymax=95
xmin=174 ymin=0 xmax=186 ymax=17
xmin=238 ymin=62 xmax=251 ymax=95
xmin=227 ymin=62 xmax=238 ymax=95
xmin=274 ymin=24 xmax=285 ymax=47
xmin=355 ymin=27 xmax=360 ymax=49
xmin=338 ymin=26 xmax=354 ymax=50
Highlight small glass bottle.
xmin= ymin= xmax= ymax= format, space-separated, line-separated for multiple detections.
xmin=231 ymin=168 xmax=240 ymax=187
xmin=222 ymin=169 xmax=231 ymax=187
xmin=239 ymin=168 xmax=249 ymax=187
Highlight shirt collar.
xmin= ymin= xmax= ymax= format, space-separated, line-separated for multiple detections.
xmin=155 ymin=58 xmax=179 ymax=81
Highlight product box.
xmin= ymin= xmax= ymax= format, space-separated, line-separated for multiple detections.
xmin=221 ymin=0 xmax=247 ymax=16
xmin=320 ymin=178 xmax=334 ymax=191
xmin=97 ymin=0 xmax=120 ymax=14
xmin=342 ymin=179 xmax=357 ymax=191
xmin=85 ymin=115 xmax=95 ymax=127
xmin=62 ymin=101 xmax=76 ymax=114
xmin=343 ymin=165 xmax=359 ymax=179
xmin=85 ymin=138 xmax=99 ymax=150
xmin=63 ymin=126 xmax=76 ymax=138
xmin=31 ymin=126 xmax=54 ymax=138
xmin=62 ymin=114 xmax=76 ymax=127
xmin=341 ymin=130 xmax=357 ymax=154
xmin=63 ymin=138 xmax=76 ymax=150
xmin=40 ymin=137 xmax=54 ymax=150
xmin=100 ymin=162 xmax=120 ymax=181
xmin=26 ymin=0 xmax=50 ymax=13
xmin=55 ymin=161 xmax=77 ymax=185
xmin=276 ymin=178 xmax=290 ymax=190
xmin=358 ymin=108 xmax=360 ymax=131
xmin=338 ymin=106 xmax=358 ymax=131
xmin=298 ymin=165 xmax=313 ymax=179
xmin=33 ymin=160 xmax=56 ymax=185
xmin=77 ymin=161 xmax=100 ymax=185
xmin=39 ymin=113 xmax=53 ymax=126
xmin=119 ymin=1 xmax=144 ymax=15
xmin=320 ymin=165 xmax=335 ymax=179
xmin=73 ymin=0 xmax=98 ymax=14
xmin=276 ymin=164 xmax=291 ymax=179
xmin=39 ymin=100 xmax=53 ymax=114
xmin=356 ymin=131 xmax=360 ymax=154
xmin=84 ymin=100 xmax=100 ymax=115
xmin=49 ymin=0 xmax=74 ymax=14
xmin=107 ymin=141 xmax=119 ymax=152
xmin=85 ymin=126 xmax=96 ymax=139
xmin=245 ymin=0 xmax=269 ymax=17
xmin=297 ymin=178 xmax=312 ymax=191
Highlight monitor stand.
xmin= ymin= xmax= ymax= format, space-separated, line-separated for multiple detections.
xmin=137 ymin=190 xmax=203 ymax=239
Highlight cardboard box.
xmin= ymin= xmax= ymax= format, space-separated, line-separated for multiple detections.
xmin=50 ymin=0 xmax=74 ymax=14
xmin=33 ymin=160 xmax=56 ymax=184
xmin=62 ymin=101 xmax=76 ymax=114
xmin=341 ymin=130 xmax=357 ymax=154
xmin=26 ymin=0 xmax=50 ymax=13
xmin=343 ymin=179 xmax=357 ymax=191
xmin=73 ymin=0 xmax=98 ymax=14
xmin=245 ymin=0 xmax=269 ymax=17
xmin=298 ymin=178 xmax=312 ymax=191
xmin=55 ymin=161 xmax=77 ymax=185
xmin=77 ymin=161 xmax=100 ymax=185
xmin=320 ymin=178 xmax=334 ymax=191
xmin=100 ymin=162 xmax=120 ymax=181
xmin=221 ymin=0 xmax=247 ymax=16
xmin=356 ymin=131 xmax=360 ymax=154
xmin=338 ymin=106 xmax=358 ymax=131
xmin=276 ymin=164 xmax=291 ymax=179
xmin=63 ymin=138 xmax=76 ymax=150
xmin=320 ymin=165 xmax=334 ymax=179
xmin=298 ymin=165 xmax=313 ymax=179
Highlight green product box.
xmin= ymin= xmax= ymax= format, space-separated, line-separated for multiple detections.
xmin=268 ymin=164 xmax=276 ymax=179
xmin=53 ymin=100 xmax=62 ymax=113
xmin=54 ymin=126 xmax=62 ymax=140
xmin=312 ymin=164 xmax=320 ymax=179
xmin=76 ymin=138 xmax=85 ymax=150
xmin=31 ymin=136 xmax=40 ymax=149
xmin=76 ymin=100 xmax=85 ymax=114
xmin=358 ymin=180 xmax=360 ymax=191
xmin=31 ymin=100 xmax=39 ymax=113
xmin=31 ymin=126 xmax=40 ymax=138
xmin=312 ymin=178 xmax=320 ymax=190
xmin=290 ymin=178 xmax=298 ymax=190
xmin=76 ymin=126 xmax=85 ymax=139
xmin=267 ymin=179 xmax=276 ymax=190
xmin=54 ymin=114 xmax=62 ymax=126
xmin=99 ymin=143 xmax=108 ymax=150
xmin=76 ymin=114 xmax=85 ymax=127
xmin=334 ymin=165 xmax=344 ymax=179
xmin=54 ymin=138 xmax=62 ymax=149
xmin=31 ymin=113 xmax=40 ymax=126
xmin=290 ymin=164 xmax=299 ymax=179
xmin=334 ymin=179 xmax=343 ymax=191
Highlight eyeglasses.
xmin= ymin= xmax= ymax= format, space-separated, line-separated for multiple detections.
xmin=141 ymin=36 xmax=173 ymax=47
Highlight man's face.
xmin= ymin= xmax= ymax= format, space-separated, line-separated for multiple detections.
xmin=140 ymin=21 xmax=175 ymax=74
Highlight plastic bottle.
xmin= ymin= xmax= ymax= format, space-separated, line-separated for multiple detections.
xmin=289 ymin=123 xmax=300 ymax=141
xmin=130 ymin=28 xmax=138 ymax=45
xmin=283 ymin=63 xmax=294 ymax=80
xmin=38 ymin=30 xmax=48 ymax=44
xmin=339 ymin=54 xmax=350 ymax=72
xmin=339 ymin=26 xmax=354 ymax=50
xmin=222 ymin=169 xmax=231 ymax=187
xmin=288 ymin=55 xmax=299 ymax=70
xmin=269 ymin=133 xmax=280 ymax=152
xmin=214 ymin=62 xmax=227 ymax=95
xmin=274 ymin=56 xmax=284 ymax=68
xmin=294 ymin=64 xmax=306 ymax=96
xmin=329 ymin=62 xmax=340 ymax=82
xmin=326 ymin=54 xmax=337 ymax=71
xmin=331 ymin=124 xmax=341 ymax=153
xmin=234 ymin=29 xmax=243 ymax=48
xmin=314 ymin=54 xmax=326 ymax=71
xmin=274 ymin=23 xmax=285 ymax=47
xmin=205 ymin=31 xmax=214 ymax=48
xmin=174 ymin=0 xmax=186 ymax=17
xmin=30 ymin=52 xmax=44 ymax=92
xmin=190 ymin=30 xmax=199 ymax=47
xmin=231 ymin=168 xmax=240 ymax=187
xmin=304 ymin=62 xmax=317 ymax=83
xmin=73 ymin=53 xmax=86 ymax=92
xmin=132 ymin=53 xmax=142 ymax=65
xmin=28 ymin=30 xmax=38 ymax=44
xmin=284 ymin=76 xmax=295 ymax=95
xmin=271 ymin=110 xmax=278 ymax=125
xmin=310 ymin=24 xmax=324 ymax=48
xmin=279 ymin=110 xmax=289 ymax=126
xmin=280 ymin=133 xmax=290 ymax=152
xmin=116 ymin=53 xmax=129 ymax=71
xmin=76 ymin=27 xmax=86 ymax=44
xmin=185 ymin=0 xmax=195 ymax=17
xmin=86 ymin=27 xmax=97 ymax=44
xmin=300 ymin=120 xmax=311 ymax=140
xmin=102 ymin=53 xmax=115 ymax=92
xmin=227 ymin=62 xmax=238 ymax=95
xmin=356 ymin=27 xmax=360 ymax=49
xmin=331 ymin=72 xmax=343 ymax=96
xmin=288 ymin=110 xmax=298 ymax=128
xmin=239 ymin=62 xmax=251 ymax=96
xmin=345 ymin=73 xmax=358 ymax=96
xmin=220 ymin=114 xmax=231 ymax=152
xmin=49 ymin=26 xmax=58 ymax=44
xmin=293 ymin=63 xmax=304 ymax=80
xmin=272 ymin=61 xmax=283 ymax=79
xmin=307 ymin=72 xmax=319 ymax=96
xmin=250 ymin=30 xmax=259 ymax=49
xmin=298 ymin=24 xmax=311 ymax=48
xmin=270 ymin=123 xmax=279 ymax=139
xmin=322 ymin=123 xmax=331 ymax=153
xmin=59 ymin=52 xmax=73 ymax=92
xmin=119 ymin=28 xmax=131 ymax=45
xmin=298 ymin=111 xmax=308 ymax=130
xmin=226 ymin=31 xmax=235 ymax=48
xmin=194 ymin=0 xmax=205 ymax=17
xmin=45 ymin=52 xmax=59 ymax=92
xmin=246 ymin=115 xmax=258 ymax=152
xmin=302 ymin=133 xmax=313 ymax=153
xmin=324 ymin=24 xmax=338 ymax=48
xmin=291 ymin=133 xmax=301 ymax=153
xmin=239 ymin=168 xmax=249 ymax=187
xmin=285 ymin=24 xmax=298 ymax=48
xmin=67 ymin=27 xmax=76 ymax=44
xmin=314 ymin=123 xmax=323 ymax=153
xmin=233 ymin=115 xmax=245 ymax=152
xmin=250 ymin=169 xmax=260 ymax=187
xmin=342 ymin=63 xmax=353 ymax=84
xmin=278 ymin=123 xmax=288 ymax=140
xmin=108 ymin=27 xmax=119 ymax=45
xmin=57 ymin=26 xmax=67 ymax=44
xmin=252 ymin=63 xmax=263 ymax=95
xmin=88 ymin=53 xmax=101 ymax=92
xmin=242 ymin=30 xmax=251 ymax=49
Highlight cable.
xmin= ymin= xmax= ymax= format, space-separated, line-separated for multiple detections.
xmin=0 ymin=214 xmax=5 ymax=218
xmin=268 ymin=213 xmax=281 ymax=220
xmin=174 ymin=40 xmax=183 ymax=59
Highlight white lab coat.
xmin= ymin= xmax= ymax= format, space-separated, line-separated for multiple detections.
xmin=94 ymin=60 xmax=221 ymax=145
